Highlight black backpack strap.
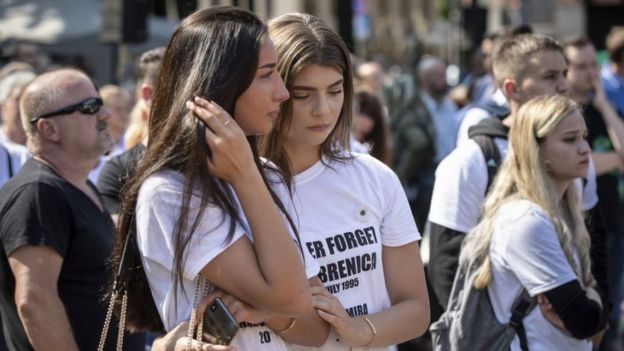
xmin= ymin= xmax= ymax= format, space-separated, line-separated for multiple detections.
xmin=468 ymin=118 xmax=509 ymax=193
xmin=509 ymin=289 xmax=537 ymax=351
xmin=471 ymin=134 xmax=501 ymax=192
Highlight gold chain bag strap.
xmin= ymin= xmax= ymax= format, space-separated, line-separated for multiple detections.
xmin=98 ymin=228 xmax=132 ymax=351
xmin=186 ymin=275 xmax=210 ymax=350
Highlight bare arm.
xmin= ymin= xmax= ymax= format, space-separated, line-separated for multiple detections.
xmin=313 ymin=242 xmax=430 ymax=347
xmin=365 ymin=242 xmax=430 ymax=346
xmin=263 ymin=277 xmax=329 ymax=346
xmin=9 ymin=245 xmax=79 ymax=351
xmin=591 ymin=152 xmax=623 ymax=176
xmin=188 ymin=98 xmax=310 ymax=316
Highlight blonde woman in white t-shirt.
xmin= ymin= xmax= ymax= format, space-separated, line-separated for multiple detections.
xmin=461 ymin=95 xmax=608 ymax=350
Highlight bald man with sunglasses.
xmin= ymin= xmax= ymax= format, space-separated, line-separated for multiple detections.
xmin=0 ymin=69 xmax=143 ymax=350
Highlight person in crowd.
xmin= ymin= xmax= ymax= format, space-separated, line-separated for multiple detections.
xmin=0 ymin=71 xmax=33 ymax=187
xmin=356 ymin=61 xmax=386 ymax=97
xmin=418 ymin=56 xmax=459 ymax=163
xmin=468 ymin=33 xmax=499 ymax=104
xmin=461 ymin=95 xmax=608 ymax=350
xmin=0 ymin=68 xmax=35 ymax=145
xmin=262 ymin=13 xmax=430 ymax=350
xmin=0 ymin=68 xmax=144 ymax=350
xmin=111 ymin=7 xmax=328 ymax=350
xmin=391 ymin=56 xmax=459 ymax=230
xmin=601 ymin=27 xmax=624 ymax=117
xmin=98 ymin=47 xmax=164 ymax=219
xmin=88 ymin=84 xmax=131 ymax=183
xmin=124 ymin=47 xmax=164 ymax=150
xmin=353 ymin=90 xmax=392 ymax=165
xmin=565 ymin=36 xmax=624 ymax=350
xmin=428 ymin=34 xmax=608 ymax=316
xmin=99 ymin=84 xmax=131 ymax=155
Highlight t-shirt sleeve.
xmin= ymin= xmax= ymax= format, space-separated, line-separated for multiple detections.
xmin=97 ymin=156 xmax=124 ymax=214
xmin=136 ymin=175 xmax=247 ymax=281
xmin=428 ymin=140 xmax=488 ymax=233
xmin=0 ymin=183 xmax=71 ymax=257
xmin=379 ymin=165 xmax=421 ymax=246
xmin=455 ymin=108 xmax=489 ymax=146
xmin=505 ymin=209 xmax=578 ymax=296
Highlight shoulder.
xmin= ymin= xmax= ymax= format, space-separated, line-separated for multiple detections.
xmin=344 ymin=153 xmax=397 ymax=179
xmin=139 ymin=170 xmax=187 ymax=202
xmin=437 ymin=139 xmax=486 ymax=176
xmin=496 ymin=200 xmax=556 ymax=242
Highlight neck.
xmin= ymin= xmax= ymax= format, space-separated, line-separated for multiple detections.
xmin=34 ymin=150 xmax=94 ymax=187
xmin=283 ymin=143 xmax=321 ymax=175
xmin=550 ymin=177 xmax=570 ymax=202
xmin=109 ymin=128 xmax=122 ymax=146
xmin=570 ymin=87 xmax=592 ymax=105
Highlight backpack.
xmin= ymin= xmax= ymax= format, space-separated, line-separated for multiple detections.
xmin=467 ymin=117 xmax=509 ymax=192
xmin=429 ymin=254 xmax=537 ymax=351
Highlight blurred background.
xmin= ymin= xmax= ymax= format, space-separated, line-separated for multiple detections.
xmin=2 ymin=0 xmax=623 ymax=87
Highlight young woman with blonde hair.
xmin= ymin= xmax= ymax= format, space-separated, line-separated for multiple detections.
xmin=462 ymin=95 xmax=608 ymax=350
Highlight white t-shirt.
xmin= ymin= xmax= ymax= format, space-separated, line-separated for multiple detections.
xmin=136 ymin=170 xmax=319 ymax=351
xmin=0 ymin=140 xmax=29 ymax=187
xmin=488 ymin=199 xmax=592 ymax=351
xmin=428 ymin=138 xmax=598 ymax=233
xmin=283 ymin=153 xmax=421 ymax=351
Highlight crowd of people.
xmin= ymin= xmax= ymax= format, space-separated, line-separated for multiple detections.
xmin=0 ymin=5 xmax=623 ymax=351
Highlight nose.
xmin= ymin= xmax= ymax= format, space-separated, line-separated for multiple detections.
xmin=312 ymin=95 xmax=331 ymax=118
xmin=274 ymin=76 xmax=290 ymax=102
xmin=97 ymin=106 xmax=112 ymax=121
xmin=557 ymin=76 xmax=569 ymax=95
xmin=579 ymin=139 xmax=591 ymax=155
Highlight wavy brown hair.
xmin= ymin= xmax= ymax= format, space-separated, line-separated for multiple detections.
xmin=261 ymin=13 xmax=354 ymax=186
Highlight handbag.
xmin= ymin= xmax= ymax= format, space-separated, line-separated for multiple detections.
xmin=97 ymin=229 xmax=212 ymax=350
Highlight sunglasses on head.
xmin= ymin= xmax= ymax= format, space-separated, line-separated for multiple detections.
xmin=30 ymin=97 xmax=103 ymax=123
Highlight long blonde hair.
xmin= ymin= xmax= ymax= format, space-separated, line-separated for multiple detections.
xmin=464 ymin=95 xmax=595 ymax=290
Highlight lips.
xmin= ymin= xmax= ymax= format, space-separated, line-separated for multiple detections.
xmin=308 ymin=124 xmax=330 ymax=132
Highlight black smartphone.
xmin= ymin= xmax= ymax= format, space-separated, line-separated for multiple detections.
xmin=202 ymin=297 xmax=239 ymax=345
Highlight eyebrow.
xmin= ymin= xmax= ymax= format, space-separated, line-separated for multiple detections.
xmin=259 ymin=62 xmax=276 ymax=70
xmin=293 ymin=79 xmax=343 ymax=91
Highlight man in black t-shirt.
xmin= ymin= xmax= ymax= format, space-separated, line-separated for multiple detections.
xmin=0 ymin=69 xmax=143 ymax=350
xmin=565 ymin=37 xmax=624 ymax=349
xmin=98 ymin=47 xmax=163 ymax=220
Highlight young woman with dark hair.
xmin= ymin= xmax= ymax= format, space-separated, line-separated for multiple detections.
xmin=111 ymin=7 xmax=328 ymax=350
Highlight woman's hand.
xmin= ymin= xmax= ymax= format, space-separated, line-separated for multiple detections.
xmin=311 ymin=286 xmax=374 ymax=347
xmin=217 ymin=291 xmax=269 ymax=324
xmin=151 ymin=320 xmax=237 ymax=351
xmin=537 ymin=294 xmax=568 ymax=333
xmin=186 ymin=97 xmax=256 ymax=186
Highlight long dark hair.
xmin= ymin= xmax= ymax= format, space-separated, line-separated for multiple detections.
xmin=261 ymin=13 xmax=354 ymax=187
xmin=111 ymin=7 xmax=292 ymax=333
xmin=354 ymin=90 xmax=392 ymax=165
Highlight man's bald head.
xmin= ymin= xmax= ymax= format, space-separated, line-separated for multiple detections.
xmin=20 ymin=69 xmax=94 ymax=136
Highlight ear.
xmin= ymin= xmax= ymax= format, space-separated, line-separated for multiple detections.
xmin=140 ymin=84 xmax=154 ymax=105
xmin=37 ymin=119 xmax=61 ymax=142
xmin=502 ymin=78 xmax=520 ymax=101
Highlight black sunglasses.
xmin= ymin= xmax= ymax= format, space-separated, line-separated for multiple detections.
xmin=30 ymin=97 xmax=103 ymax=123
